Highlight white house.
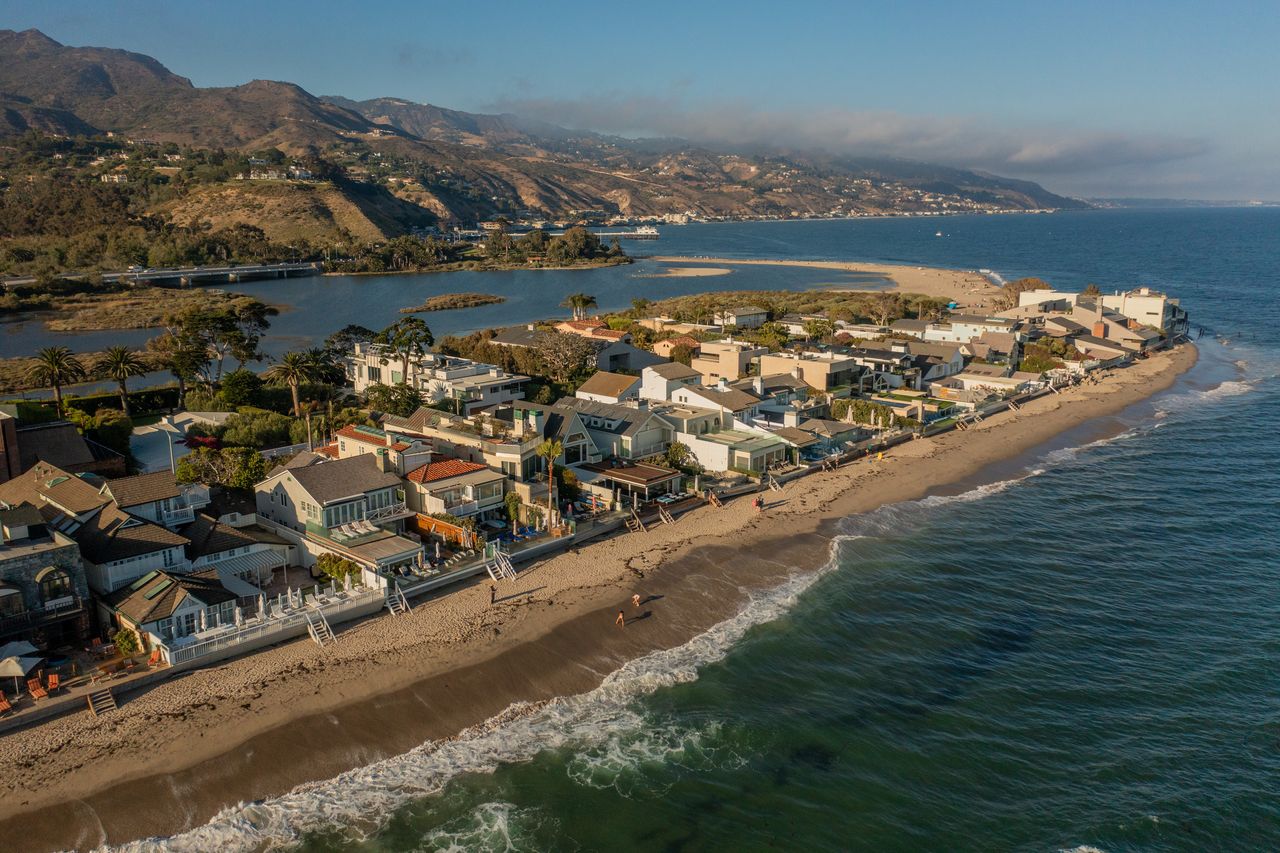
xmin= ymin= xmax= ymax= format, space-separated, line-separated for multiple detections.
xmin=639 ymin=362 xmax=702 ymax=402
xmin=574 ymin=371 xmax=641 ymax=404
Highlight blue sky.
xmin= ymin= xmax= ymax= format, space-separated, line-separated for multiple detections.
xmin=4 ymin=0 xmax=1278 ymax=199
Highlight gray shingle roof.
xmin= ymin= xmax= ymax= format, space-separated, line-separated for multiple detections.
xmin=280 ymin=454 xmax=402 ymax=505
xmin=105 ymin=471 xmax=181 ymax=508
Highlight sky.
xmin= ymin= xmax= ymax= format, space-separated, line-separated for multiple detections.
xmin=3 ymin=0 xmax=1278 ymax=200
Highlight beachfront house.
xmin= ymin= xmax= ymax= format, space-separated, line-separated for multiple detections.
xmin=843 ymin=347 xmax=918 ymax=390
xmin=180 ymin=513 xmax=288 ymax=590
xmin=1100 ymin=287 xmax=1189 ymax=337
xmin=103 ymin=470 xmax=212 ymax=530
xmin=331 ymin=423 xmax=433 ymax=476
xmin=103 ymin=568 xmax=238 ymax=650
xmin=403 ymin=457 xmax=507 ymax=522
xmin=903 ymin=342 xmax=968 ymax=384
xmin=676 ymin=427 xmax=788 ymax=474
xmin=254 ymin=453 xmax=422 ymax=574
xmin=0 ymin=462 xmax=190 ymax=594
xmin=550 ymin=398 xmax=674 ymax=461
xmin=0 ymin=502 xmax=91 ymax=649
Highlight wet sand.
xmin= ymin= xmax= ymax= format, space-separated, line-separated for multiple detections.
xmin=0 ymin=345 xmax=1197 ymax=851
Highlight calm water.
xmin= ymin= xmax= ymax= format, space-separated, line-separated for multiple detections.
xmin=123 ymin=210 xmax=1279 ymax=851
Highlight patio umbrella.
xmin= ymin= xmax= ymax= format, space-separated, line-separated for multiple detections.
xmin=344 ymin=572 xmax=353 ymax=593
xmin=0 ymin=655 xmax=43 ymax=693
xmin=0 ymin=641 xmax=38 ymax=660
xmin=277 ymin=592 xmax=285 ymax=612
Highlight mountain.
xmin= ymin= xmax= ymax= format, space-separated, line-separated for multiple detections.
xmin=0 ymin=29 xmax=1088 ymax=228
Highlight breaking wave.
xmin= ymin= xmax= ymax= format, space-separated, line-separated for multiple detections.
xmin=108 ymin=541 xmax=851 ymax=852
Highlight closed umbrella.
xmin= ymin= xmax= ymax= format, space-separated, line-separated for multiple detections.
xmin=234 ymin=605 xmax=244 ymax=627
xmin=344 ymin=572 xmax=353 ymax=593
xmin=198 ymin=609 xmax=208 ymax=632
xmin=277 ymin=592 xmax=285 ymax=612
xmin=258 ymin=594 xmax=266 ymax=619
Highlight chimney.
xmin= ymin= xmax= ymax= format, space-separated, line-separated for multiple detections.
xmin=1092 ymin=321 xmax=1107 ymax=339
xmin=718 ymin=377 xmax=729 ymax=391
xmin=385 ymin=430 xmax=394 ymax=447
xmin=752 ymin=375 xmax=765 ymax=395
xmin=376 ymin=448 xmax=393 ymax=473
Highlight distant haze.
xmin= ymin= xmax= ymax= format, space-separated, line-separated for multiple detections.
xmin=1 ymin=0 xmax=1274 ymax=201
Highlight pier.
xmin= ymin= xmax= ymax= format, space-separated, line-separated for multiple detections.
xmin=1 ymin=261 xmax=322 ymax=291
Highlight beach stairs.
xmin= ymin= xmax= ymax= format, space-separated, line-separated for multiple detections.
xmin=821 ymin=458 xmax=837 ymax=472
xmin=707 ymin=490 xmax=724 ymax=508
xmin=305 ymin=610 xmax=336 ymax=647
xmin=626 ymin=509 xmax=648 ymax=534
xmin=657 ymin=505 xmax=676 ymax=526
xmin=1008 ymin=400 xmax=1022 ymax=412
xmin=87 ymin=688 xmax=117 ymax=717
xmin=484 ymin=552 xmax=518 ymax=582
xmin=766 ymin=475 xmax=783 ymax=493
xmin=386 ymin=584 xmax=412 ymax=616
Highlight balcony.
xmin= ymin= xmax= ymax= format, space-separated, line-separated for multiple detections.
xmin=0 ymin=593 xmax=85 ymax=638
xmin=365 ymin=501 xmax=414 ymax=524
xmin=162 ymin=505 xmax=196 ymax=526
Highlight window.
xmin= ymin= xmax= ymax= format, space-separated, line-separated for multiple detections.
xmin=36 ymin=567 xmax=73 ymax=605
xmin=163 ymin=549 xmax=175 ymax=567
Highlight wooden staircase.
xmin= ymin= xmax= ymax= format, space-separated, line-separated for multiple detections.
xmin=707 ymin=490 xmax=724 ymax=508
xmin=305 ymin=610 xmax=335 ymax=646
xmin=87 ymin=688 xmax=116 ymax=717
xmin=484 ymin=550 xmax=518 ymax=581
xmin=625 ymin=509 xmax=648 ymax=533
xmin=386 ymin=584 xmax=411 ymax=616
xmin=766 ymin=475 xmax=782 ymax=492
xmin=657 ymin=505 xmax=675 ymax=525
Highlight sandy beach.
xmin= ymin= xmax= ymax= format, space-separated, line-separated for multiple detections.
xmin=0 ymin=344 xmax=1197 ymax=851
xmin=635 ymin=266 xmax=733 ymax=278
xmin=651 ymin=255 xmax=1003 ymax=311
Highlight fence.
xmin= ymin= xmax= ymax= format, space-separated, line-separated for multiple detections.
xmin=163 ymin=587 xmax=385 ymax=665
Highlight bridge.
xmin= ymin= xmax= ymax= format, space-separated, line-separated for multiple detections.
xmin=1 ymin=261 xmax=322 ymax=290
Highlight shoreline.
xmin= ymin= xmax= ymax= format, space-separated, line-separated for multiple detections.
xmin=0 ymin=343 xmax=1198 ymax=850
xmin=650 ymin=255 xmax=1003 ymax=311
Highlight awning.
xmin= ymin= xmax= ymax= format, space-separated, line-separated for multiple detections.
xmin=212 ymin=550 xmax=285 ymax=596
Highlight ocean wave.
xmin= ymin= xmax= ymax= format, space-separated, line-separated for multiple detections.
xmin=564 ymin=718 xmax=747 ymax=797
xmin=107 ymin=541 xmax=850 ymax=853
xmin=417 ymin=801 xmax=551 ymax=852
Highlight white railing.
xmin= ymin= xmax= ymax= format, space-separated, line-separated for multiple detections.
xmin=366 ymin=501 xmax=412 ymax=523
xmin=162 ymin=505 xmax=196 ymax=526
xmin=163 ymin=587 xmax=385 ymax=665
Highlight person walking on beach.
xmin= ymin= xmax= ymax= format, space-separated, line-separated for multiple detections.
xmin=489 ymin=584 xmax=497 ymax=606
xmin=632 ymin=593 xmax=642 ymax=608
xmin=616 ymin=610 xmax=626 ymax=628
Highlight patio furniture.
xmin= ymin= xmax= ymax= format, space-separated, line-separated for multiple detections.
xmin=47 ymin=674 xmax=60 ymax=694
xmin=147 ymin=649 xmax=162 ymax=667
xmin=27 ymin=678 xmax=47 ymax=700
xmin=0 ymin=695 xmax=10 ymax=716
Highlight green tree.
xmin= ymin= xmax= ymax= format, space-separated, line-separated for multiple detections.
xmin=561 ymin=292 xmax=598 ymax=321
xmin=26 ymin=346 xmax=86 ymax=418
xmin=176 ymin=446 xmax=270 ymax=489
xmin=669 ymin=343 xmax=696 ymax=366
xmin=803 ymin=319 xmax=834 ymax=342
xmin=504 ymin=491 xmax=523 ymax=525
xmin=93 ymin=345 xmax=149 ymax=418
xmin=374 ymin=316 xmax=435 ymax=382
xmin=665 ymin=441 xmax=690 ymax=469
xmin=219 ymin=368 xmax=264 ymax=407
xmin=536 ymin=438 xmax=563 ymax=526
xmin=146 ymin=329 xmax=206 ymax=409
xmin=263 ymin=351 xmax=313 ymax=417
xmin=113 ymin=628 xmax=140 ymax=660
xmin=314 ymin=553 xmax=360 ymax=584
xmin=1083 ymin=283 xmax=1102 ymax=298
xmin=363 ymin=382 xmax=422 ymax=418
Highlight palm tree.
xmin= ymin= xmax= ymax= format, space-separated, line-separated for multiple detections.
xmin=561 ymin=293 xmax=598 ymax=321
xmin=95 ymin=346 xmax=150 ymax=418
xmin=263 ymin=351 xmax=313 ymax=417
xmin=26 ymin=346 xmax=86 ymax=418
xmin=536 ymin=438 xmax=563 ymax=528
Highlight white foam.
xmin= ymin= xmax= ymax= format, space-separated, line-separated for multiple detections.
xmin=106 ymin=541 xmax=849 ymax=853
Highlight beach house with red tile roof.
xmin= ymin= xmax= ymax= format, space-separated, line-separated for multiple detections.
xmin=403 ymin=457 xmax=506 ymax=521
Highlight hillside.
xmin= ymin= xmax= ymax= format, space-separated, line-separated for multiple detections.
xmin=153 ymin=179 xmax=433 ymax=244
xmin=0 ymin=27 xmax=1089 ymax=237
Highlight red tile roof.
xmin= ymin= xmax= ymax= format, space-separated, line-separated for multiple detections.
xmin=590 ymin=329 xmax=629 ymax=341
xmin=406 ymin=458 xmax=489 ymax=484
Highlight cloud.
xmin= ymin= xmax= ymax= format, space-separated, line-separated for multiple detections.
xmin=488 ymin=93 xmax=1210 ymax=182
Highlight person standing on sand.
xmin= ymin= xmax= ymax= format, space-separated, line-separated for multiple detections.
xmin=616 ymin=610 xmax=626 ymax=628
xmin=632 ymin=593 xmax=642 ymax=608
xmin=490 ymin=584 xmax=497 ymax=605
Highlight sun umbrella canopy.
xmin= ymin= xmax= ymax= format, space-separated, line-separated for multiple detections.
xmin=0 ymin=654 xmax=43 ymax=677
xmin=0 ymin=641 xmax=38 ymax=660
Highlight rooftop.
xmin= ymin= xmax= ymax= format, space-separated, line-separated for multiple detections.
xmin=576 ymin=371 xmax=640 ymax=399
xmin=104 ymin=471 xmax=181 ymax=508
xmin=271 ymin=454 xmax=402 ymax=505
xmin=105 ymin=568 xmax=235 ymax=625
xmin=406 ymin=458 xmax=491 ymax=484
xmin=646 ymin=361 xmax=700 ymax=381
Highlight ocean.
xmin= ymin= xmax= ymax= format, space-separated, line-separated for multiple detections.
xmin=127 ymin=209 xmax=1279 ymax=852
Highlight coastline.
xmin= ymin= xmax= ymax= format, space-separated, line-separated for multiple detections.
xmin=650 ymin=255 xmax=1002 ymax=311
xmin=0 ymin=343 xmax=1198 ymax=851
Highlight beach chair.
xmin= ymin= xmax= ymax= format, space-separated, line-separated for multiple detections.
xmin=27 ymin=678 xmax=48 ymax=700
xmin=0 ymin=695 xmax=10 ymax=715
xmin=148 ymin=649 xmax=162 ymax=667
xmin=47 ymin=673 xmax=60 ymax=694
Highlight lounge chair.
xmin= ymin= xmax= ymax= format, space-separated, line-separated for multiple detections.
xmin=0 ymin=695 xmax=10 ymax=715
xmin=147 ymin=649 xmax=162 ymax=667
xmin=47 ymin=674 xmax=60 ymax=694
xmin=27 ymin=678 xmax=48 ymax=700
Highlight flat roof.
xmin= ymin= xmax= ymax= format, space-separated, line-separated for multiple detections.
xmin=579 ymin=461 xmax=682 ymax=487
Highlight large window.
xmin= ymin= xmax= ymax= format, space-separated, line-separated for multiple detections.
xmin=36 ymin=567 xmax=73 ymax=605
